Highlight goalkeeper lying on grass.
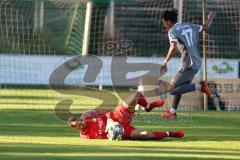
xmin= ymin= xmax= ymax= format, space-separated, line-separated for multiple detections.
xmin=68 ymin=92 xmax=184 ymax=140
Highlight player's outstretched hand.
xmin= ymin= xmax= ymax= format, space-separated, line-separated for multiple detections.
xmin=203 ymin=11 xmax=217 ymax=31
xmin=208 ymin=11 xmax=216 ymax=21
xmin=160 ymin=63 xmax=168 ymax=75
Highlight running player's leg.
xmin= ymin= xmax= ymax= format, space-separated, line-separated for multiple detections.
xmin=162 ymin=68 xmax=197 ymax=119
xmin=170 ymin=69 xmax=212 ymax=97
xmin=171 ymin=68 xmax=198 ymax=95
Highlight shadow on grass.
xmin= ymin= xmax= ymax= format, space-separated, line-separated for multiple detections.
xmin=0 ymin=155 xmax=234 ymax=160
xmin=0 ymin=143 xmax=240 ymax=160
xmin=0 ymin=109 xmax=239 ymax=141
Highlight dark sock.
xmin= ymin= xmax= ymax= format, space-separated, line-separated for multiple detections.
xmin=148 ymin=99 xmax=164 ymax=110
xmin=172 ymin=94 xmax=182 ymax=110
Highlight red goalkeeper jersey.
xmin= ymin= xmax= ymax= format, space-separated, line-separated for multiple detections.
xmin=79 ymin=110 xmax=108 ymax=139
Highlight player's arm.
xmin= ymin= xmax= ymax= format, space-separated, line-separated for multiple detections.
xmin=160 ymin=42 xmax=177 ymax=73
xmin=163 ymin=42 xmax=177 ymax=64
xmin=202 ymin=11 xmax=216 ymax=31
xmin=160 ymin=29 xmax=178 ymax=73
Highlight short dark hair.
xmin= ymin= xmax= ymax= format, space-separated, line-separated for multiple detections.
xmin=68 ymin=114 xmax=82 ymax=128
xmin=161 ymin=9 xmax=178 ymax=23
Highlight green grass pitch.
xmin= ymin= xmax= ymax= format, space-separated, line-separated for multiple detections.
xmin=0 ymin=88 xmax=240 ymax=160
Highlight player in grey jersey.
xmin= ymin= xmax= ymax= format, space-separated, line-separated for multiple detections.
xmin=160 ymin=9 xmax=216 ymax=120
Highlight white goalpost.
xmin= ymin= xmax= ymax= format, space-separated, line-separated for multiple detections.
xmin=82 ymin=1 xmax=92 ymax=56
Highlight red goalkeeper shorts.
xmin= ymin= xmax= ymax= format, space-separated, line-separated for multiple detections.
xmin=114 ymin=104 xmax=135 ymax=125
xmin=122 ymin=124 xmax=136 ymax=139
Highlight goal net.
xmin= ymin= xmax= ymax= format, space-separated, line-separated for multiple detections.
xmin=182 ymin=0 xmax=240 ymax=111
xmin=0 ymin=0 xmax=239 ymax=113
xmin=0 ymin=0 xmax=89 ymax=111
xmin=0 ymin=0 xmax=174 ymax=112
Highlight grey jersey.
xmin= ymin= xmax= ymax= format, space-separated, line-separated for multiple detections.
xmin=168 ymin=22 xmax=202 ymax=70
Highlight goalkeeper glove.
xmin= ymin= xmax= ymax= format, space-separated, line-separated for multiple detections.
xmin=105 ymin=119 xmax=119 ymax=133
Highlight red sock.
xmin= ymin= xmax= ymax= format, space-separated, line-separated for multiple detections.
xmin=137 ymin=93 xmax=148 ymax=107
xmin=153 ymin=132 xmax=168 ymax=140
xmin=149 ymin=99 xmax=164 ymax=110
